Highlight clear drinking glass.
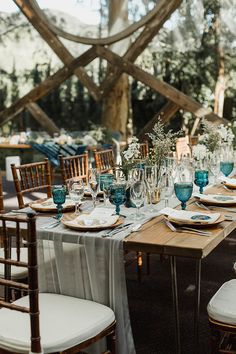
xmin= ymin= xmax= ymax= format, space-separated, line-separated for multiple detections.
xmin=208 ymin=152 xmax=220 ymax=184
xmin=130 ymin=181 xmax=146 ymax=220
xmin=160 ymin=172 xmax=174 ymax=207
xmin=67 ymin=179 xmax=84 ymax=215
xmin=129 ymin=168 xmax=144 ymax=183
xmin=144 ymin=165 xmax=156 ymax=212
xmin=88 ymin=168 xmax=100 ymax=209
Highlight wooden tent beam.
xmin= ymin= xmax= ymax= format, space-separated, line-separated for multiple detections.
xmin=138 ymin=101 xmax=180 ymax=141
xmin=100 ymin=0 xmax=183 ymax=98
xmin=26 ymin=103 xmax=60 ymax=136
xmin=0 ymin=47 xmax=97 ymax=126
xmin=96 ymin=46 xmax=228 ymax=125
xmin=28 ymin=0 xmax=160 ymax=46
xmin=14 ymin=0 xmax=101 ymax=102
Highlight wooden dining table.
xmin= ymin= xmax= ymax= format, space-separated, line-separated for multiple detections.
xmin=124 ymin=183 xmax=236 ymax=354
xmin=3 ymin=182 xmax=236 ymax=354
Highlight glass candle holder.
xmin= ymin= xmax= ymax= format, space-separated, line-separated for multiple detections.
xmin=220 ymin=161 xmax=234 ymax=177
xmin=194 ymin=170 xmax=209 ymax=194
xmin=52 ymin=185 xmax=66 ymax=220
xmin=109 ymin=183 xmax=126 ymax=215
xmin=174 ymin=182 xmax=193 ymax=210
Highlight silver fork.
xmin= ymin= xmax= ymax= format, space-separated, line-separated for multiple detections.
xmin=164 ymin=220 xmax=212 ymax=237
xmin=102 ymin=223 xmax=143 ymax=238
xmin=40 ymin=221 xmax=61 ymax=229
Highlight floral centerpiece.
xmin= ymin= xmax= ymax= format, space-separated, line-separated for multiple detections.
xmin=120 ymin=136 xmax=141 ymax=180
xmin=146 ymin=119 xmax=180 ymax=171
xmin=198 ymin=120 xmax=234 ymax=153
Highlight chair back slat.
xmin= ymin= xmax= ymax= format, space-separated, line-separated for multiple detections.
xmin=0 ymin=213 xmax=41 ymax=353
xmin=0 ymin=173 xmax=4 ymax=213
xmin=139 ymin=141 xmax=149 ymax=159
xmin=59 ymin=153 xmax=89 ymax=185
xmin=11 ymin=159 xmax=52 ymax=209
xmin=93 ymin=149 xmax=115 ymax=173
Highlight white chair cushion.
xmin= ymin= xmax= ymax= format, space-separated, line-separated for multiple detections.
xmin=0 ymin=293 xmax=115 ymax=353
xmin=0 ymin=248 xmax=28 ymax=280
xmin=207 ymin=279 xmax=236 ymax=325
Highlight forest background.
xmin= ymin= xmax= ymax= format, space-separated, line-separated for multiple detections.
xmin=0 ymin=0 xmax=236 ymax=139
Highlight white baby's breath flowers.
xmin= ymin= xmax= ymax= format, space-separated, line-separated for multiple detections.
xmin=123 ymin=136 xmax=141 ymax=162
xmin=192 ymin=144 xmax=207 ymax=161
xmin=218 ymin=124 xmax=229 ymax=142
xmin=218 ymin=124 xmax=234 ymax=144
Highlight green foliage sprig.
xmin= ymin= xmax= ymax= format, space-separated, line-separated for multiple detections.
xmin=146 ymin=119 xmax=180 ymax=170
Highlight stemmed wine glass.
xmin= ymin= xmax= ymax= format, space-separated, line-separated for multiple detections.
xmin=109 ymin=182 xmax=126 ymax=215
xmin=208 ymin=152 xmax=220 ymax=184
xmin=88 ymin=168 xmax=100 ymax=209
xmin=52 ymin=185 xmax=67 ymax=220
xmin=174 ymin=182 xmax=193 ymax=210
xmin=67 ymin=179 xmax=84 ymax=215
xmin=194 ymin=170 xmax=209 ymax=194
xmin=160 ymin=171 xmax=174 ymax=207
xmin=130 ymin=181 xmax=146 ymax=220
xmin=129 ymin=168 xmax=144 ymax=182
xmin=220 ymin=144 xmax=234 ymax=177
xmin=144 ymin=165 xmax=156 ymax=212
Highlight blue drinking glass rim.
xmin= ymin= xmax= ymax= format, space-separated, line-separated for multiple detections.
xmin=99 ymin=173 xmax=114 ymax=179
xmin=52 ymin=185 xmax=66 ymax=189
xmin=174 ymin=182 xmax=193 ymax=187
xmin=195 ymin=169 xmax=208 ymax=174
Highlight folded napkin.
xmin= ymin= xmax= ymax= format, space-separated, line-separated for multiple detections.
xmin=194 ymin=193 xmax=236 ymax=205
xmin=69 ymin=207 xmax=119 ymax=228
xmin=218 ymin=176 xmax=236 ymax=187
xmin=31 ymin=197 xmax=75 ymax=210
xmin=160 ymin=207 xmax=220 ymax=224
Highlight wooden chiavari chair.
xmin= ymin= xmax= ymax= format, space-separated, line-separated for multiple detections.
xmin=59 ymin=153 xmax=89 ymax=185
xmin=0 ymin=172 xmax=4 ymax=214
xmin=0 ymin=213 xmax=116 ymax=354
xmin=207 ymin=279 xmax=236 ymax=353
xmin=93 ymin=148 xmax=116 ymax=173
xmin=11 ymin=158 xmax=52 ymax=209
xmin=0 ymin=172 xmax=29 ymax=284
xmin=139 ymin=141 xmax=149 ymax=159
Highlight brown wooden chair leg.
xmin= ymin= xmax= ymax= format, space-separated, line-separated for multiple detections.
xmin=106 ymin=331 xmax=116 ymax=354
xmin=146 ymin=252 xmax=150 ymax=275
xmin=210 ymin=327 xmax=221 ymax=354
xmin=137 ymin=251 xmax=143 ymax=282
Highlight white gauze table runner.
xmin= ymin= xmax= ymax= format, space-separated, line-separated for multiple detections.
xmin=36 ymin=199 xmax=179 ymax=354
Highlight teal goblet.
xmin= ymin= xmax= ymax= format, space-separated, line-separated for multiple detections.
xmin=194 ymin=170 xmax=209 ymax=194
xmin=52 ymin=185 xmax=66 ymax=220
xmin=220 ymin=162 xmax=234 ymax=177
xmin=174 ymin=182 xmax=193 ymax=210
xmin=109 ymin=183 xmax=126 ymax=215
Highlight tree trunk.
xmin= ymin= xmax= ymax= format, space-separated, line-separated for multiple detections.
xmin=102 ymin=0 xmax=130 ymax=140
xmin=214 ymin=17 xmax=226 ymax=117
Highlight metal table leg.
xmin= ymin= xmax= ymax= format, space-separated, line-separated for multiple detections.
xmin=170 ymin=256 xmax=181 ymax=354
xmin=194 ymin=259 xmax=202 ymax=354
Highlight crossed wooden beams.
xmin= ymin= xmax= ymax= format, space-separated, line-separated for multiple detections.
xmin=0 ymin=0 xmax=226 ymax=136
